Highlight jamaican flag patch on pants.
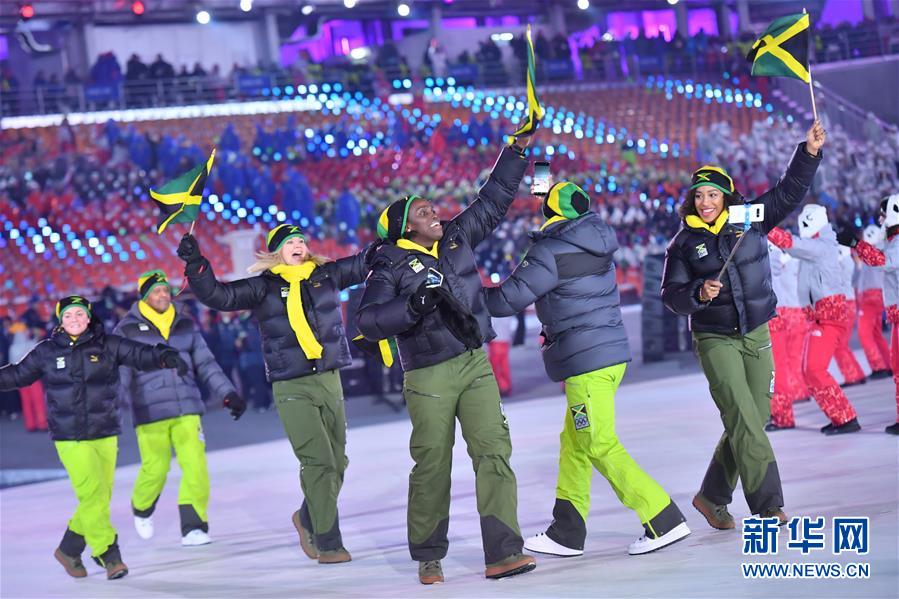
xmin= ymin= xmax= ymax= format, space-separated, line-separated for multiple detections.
xmin=570 ymin=403 xmax=590 ymax=430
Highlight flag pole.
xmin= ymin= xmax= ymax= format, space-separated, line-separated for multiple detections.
xmin=803 ymin=8 xmax=819 ymax=122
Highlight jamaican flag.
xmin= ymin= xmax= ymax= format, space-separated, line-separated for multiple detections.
xmin=746 ymin=13 xmax=811 ymax=83
xmin=150 ymin=149 xmax=216 ymax=234
xmin=509 ymin=24 xmax=544 ymax=144
xmin=352 ymin=334 xmax=398 ymax=368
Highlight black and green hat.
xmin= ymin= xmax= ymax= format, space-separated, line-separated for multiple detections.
xmin=138 ymin=269 xmax=171 ymax=300
xmin=543 ymin=182 xmax=590 ymax=219
xmin=56 ymin=295 xmax=92 ymax=320
xmin=267 ymin=224 xmax=307 ymax=252
xmin=377 ymin=195 xmax=420 ymax=242
xmin=689 ymin=165 xmax=735 ymax=195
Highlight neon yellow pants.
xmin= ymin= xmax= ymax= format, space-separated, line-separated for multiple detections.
xmin=54 ymin=435 xmax=118 ymax=558
xmin=556 ymin=364 xmax=673 ymax=538
xmin=132 ymin=414 xmax=209 ymax=533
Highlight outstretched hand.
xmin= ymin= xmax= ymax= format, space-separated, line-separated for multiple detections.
xmin=177 ymin=233 xmax=203 ymax=265
xmin=806 ymin=120 xmax=826 ymax=156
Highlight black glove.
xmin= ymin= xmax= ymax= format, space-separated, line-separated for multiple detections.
xmin=836 ymin=228 xmax=859 ymax=248
xmin=363 ymin=240 xmax=384 ymax=269
xmin=177 ymin=233 xmax=203 ymax=265
xmin=409 ymin=279 xmax=443 ymax=315
xmin=223 ymin=392 xmax=247 ymax=421
xmin=159 ymin=347 xmax=188 ymax=376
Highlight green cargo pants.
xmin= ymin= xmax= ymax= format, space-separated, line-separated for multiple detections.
xmin=132 ymin=414 xmax=210 ymax=536
xmin=404 ymin=348 xmax=523 ymax=565
xmin=273 ymin=370 xmax=348 ymax=551
xmin=693 ymin=323 xmax=784 ymax=514
xmin=547 ymin=364 xmax=685 ymax=550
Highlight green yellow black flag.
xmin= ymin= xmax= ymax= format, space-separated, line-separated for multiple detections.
xmin=150 ymin=149 xmax=216 ymax=234
xmin=746 ymin=13 xmax=811 ymax=83
xmin=509 ymin=24 xmax=544 ymax=144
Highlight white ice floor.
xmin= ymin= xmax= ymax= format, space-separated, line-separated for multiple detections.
xmin=1 ymin=370 xmax=896 ymax=598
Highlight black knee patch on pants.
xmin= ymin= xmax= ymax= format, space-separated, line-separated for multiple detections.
xmin=178 ymin=504 xmax=209 ymax=536
xmin=700 ymin=457 xmax=734 ymax=506
xmin=480 ymin=515 xmax=524 ymax=565
xmin=409 ymin=517 xmax=449 ymax=562
xmin=546 ymin=499 xmax=586 ymax=551
xmin=314 ymin=508 xmax=343 ymax=552
xmin=59 ymin=528 xmax=86 ymax=557
xmin=745 ymin=461 xmax=784 ymax=515
xmin=132 ymin=495 xmax=160 ymax=518
xmin=644 ymin=500 xmax=686 ymax=539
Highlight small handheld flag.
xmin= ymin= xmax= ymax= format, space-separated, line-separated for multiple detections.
xmin=508 ymin=24 xmax=544 ymax=144
xmin=150 ymin=149 xmax=216 ymax=234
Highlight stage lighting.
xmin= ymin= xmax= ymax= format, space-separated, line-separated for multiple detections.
xmin=240 ymin=0 xmax=252 ymax=12
xmin=196 ymin=9 xmax=210 ymax=24
xmin=19 ymin=2 xmax=35 ymax=20
xmin=301 ymin=4 xmax=315 ymax=15
xmin=577 ymin=0 xmax=589 ymax=9
xmin=131 ymin=1 xmax=146 ymax=16
xmin=667 ymin=0 xmax=679 ymax=5
xmin=343 ymin=0 xmax=356 ymax=8
xmin=397 ymin=2 xmax=410 ymax=16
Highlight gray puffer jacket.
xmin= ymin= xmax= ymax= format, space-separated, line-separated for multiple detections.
xmin=114 ymin=302 xmax=236 ymax=426
xmin=783 ymin=225 xmax=846 ymax=306
xmin=485 ymin=212 xmax=630 ymax=382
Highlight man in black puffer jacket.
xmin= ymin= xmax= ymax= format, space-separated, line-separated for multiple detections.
xmin=0 ymin=295 xmax=186 ymax=581
xmin=485 ymin=181 xmax=689 ymax=558
xmin=115 ymin=269 xmax=243 ymax=547
xmin=356 ymin=141 xmax=536 ymax=584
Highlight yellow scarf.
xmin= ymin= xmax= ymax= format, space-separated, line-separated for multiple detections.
xmin=540 ymin=215 xmax=568 ymax=231
xmin=685 ymin=210 xmax=729 ymax=235
xmin=270 ymin=262 xmax=323 ymax=360
xmin=139 ymin=301 xmax=176 ymax=340
xmin=397 ymin=238 xmax=439 ymax=259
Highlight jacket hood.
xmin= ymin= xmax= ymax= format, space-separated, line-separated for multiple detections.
xmin=533 ymin=212 xmax=618 ymax=257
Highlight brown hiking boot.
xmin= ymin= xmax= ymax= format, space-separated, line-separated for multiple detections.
xmin=54 ymin=548 xmax=87 ymax=578
xmin=760 ymin=507 xmax=788 ymax=526
xmin=418 ymin=560 xmax=444 ymax=585
xmin=692 ymin=493 xmax=735 ymax=530
xmin=485 ymin=553 xmax=537 ymax=579
xmin=318 ymin=547 xmax=352 ymax=564
xmin=92 ymin=540 xmax=129 ymax=580
xmin=291 ymin=510 xmax=319 ymax=560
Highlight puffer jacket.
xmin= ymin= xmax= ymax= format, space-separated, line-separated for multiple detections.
xmin=0 ymin=320 xmax=168 ymax=440
xmin=356 ymin=145 xmax=528 ymax=371
xmin=855 ymin=262 xmax=883 ymax=294
xmin=768 ymin=244 xmax=801 ymax=308
xmin=839 ymin=249 xmax=856 ymax=300
xmin=114 ymin=302 xmax=236 ymax=426
xmin=662 ymin=143 xmax=822 ymax=335
xmin=484 ymin=212 xmax=630 ymax=382
xmin=186 ymin=251 xmax=368 ymax=383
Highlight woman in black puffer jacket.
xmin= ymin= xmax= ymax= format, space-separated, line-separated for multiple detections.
xmin=661 ymin=121 xmax=824 ymax=533
xmin=177 ymin=224 xmax=369 ymax=564
xmin=0 ymin=296 xmax=185 ymax=581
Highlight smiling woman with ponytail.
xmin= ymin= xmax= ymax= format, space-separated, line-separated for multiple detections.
xmin=177 ymin=225 xmax=372 ymax=564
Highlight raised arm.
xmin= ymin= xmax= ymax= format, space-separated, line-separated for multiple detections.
xmin=0 ymin=343 xmax=46 ymax=390
xmin=178 ymin=234 xmax=267 ymax=311
xmin=107 ymin=335 xmax=185 ymax=374
xmin=768 ymin=227 xmax=823 ymax=262
xmin=450 ymin=145 xmax=529 ymax=248
xmin=486 ymin=243 xmax=559 ymax=316
xmin=319 ymin=244 xmax=372 ymax=290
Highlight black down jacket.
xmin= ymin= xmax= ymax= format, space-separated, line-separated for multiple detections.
xmin=661 ymin=143 xmax=821 ymax=335
xmin=186 ymin=251 xmax=368 ymax=383
xmin=0 ymin=320 xmax=169 ymax=441
xmin=485 ymin=212 xmax=630 ymax=382
xmin=114 ymin=302 xmax=236 ymax=426
xmin=356 ymin=145 xmax=528 ymax=372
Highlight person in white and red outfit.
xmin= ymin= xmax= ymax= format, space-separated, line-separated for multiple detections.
xmin=853 ymin=225 xmax=892 ymax=381
xmin=838 ymin=194 xmax=899 ymax=435
xmin=766 ymin=241 xmax=811 ymax=431
xmin=768 ymin=204 xmax=860 ymax=435
xmin=834 ymin=246 xmax=867 ymax=387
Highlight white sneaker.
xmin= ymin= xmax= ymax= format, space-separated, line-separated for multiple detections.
xmin=134 ymin=516 xmax=154 ymax=540
xmin=181 ymin=529 xmax=212 ymax=547
xmin=627 ymin=522 xmax=691 ymax=555
xmin=523 ymin=532 xmax=583 ymax=557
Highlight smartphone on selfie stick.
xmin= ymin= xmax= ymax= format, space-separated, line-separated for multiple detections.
xmin=533 ymin=161 xmax=551 ymax=197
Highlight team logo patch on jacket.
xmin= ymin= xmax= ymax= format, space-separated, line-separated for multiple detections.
xmin=409 ymin=258 xmax=425 ymax=273
xmin=696 ymin=243 xmax=708 ymax=259
xmin=56 ymin=357 xmax=66 ymax=369
xmin=570 ymin=403 xmax=590 ymax=430
xmin=89 ymin=355 xmax=100 ymax=362
xmin=280 ymin=287 xmax=289 ymax=298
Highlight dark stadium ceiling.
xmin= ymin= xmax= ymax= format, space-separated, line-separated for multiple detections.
xmin=2 ymin=0 xmax=827 ymax=28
